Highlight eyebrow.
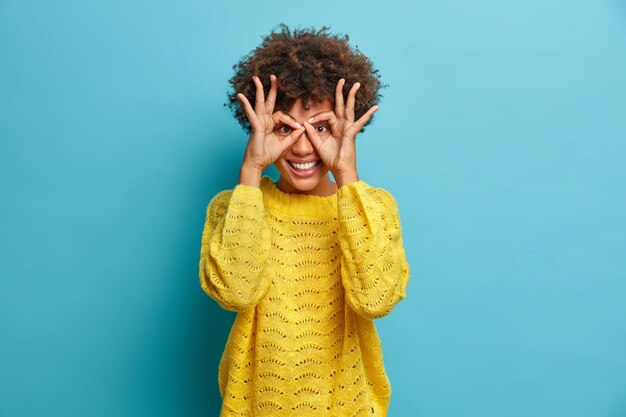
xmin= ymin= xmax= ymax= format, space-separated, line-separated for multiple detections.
xmin=286 ymin=111 xmax=326 ymax=121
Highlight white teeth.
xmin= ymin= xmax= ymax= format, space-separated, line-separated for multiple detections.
xmin=291 ymin=160 xmax=317 ymax=169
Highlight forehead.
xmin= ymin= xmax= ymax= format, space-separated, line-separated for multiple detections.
xmin=284 ymin=98 xmax=333 ymax=119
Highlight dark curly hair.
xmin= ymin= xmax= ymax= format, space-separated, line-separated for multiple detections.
xmin=225 ymin=23 xmax=388 ymax=134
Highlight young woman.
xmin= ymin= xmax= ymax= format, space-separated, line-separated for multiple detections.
xmin=199 ymin=24 xmax=411 ymax=417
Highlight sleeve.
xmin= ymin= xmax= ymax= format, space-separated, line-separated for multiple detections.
xmin=198 ymin=184 xmax=272 ymax=312
xmin=337 ymin=180 xmax=411 ymax=320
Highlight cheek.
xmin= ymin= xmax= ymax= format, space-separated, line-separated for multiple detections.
xmin=277 ymin=159 xmax=291 ymax=172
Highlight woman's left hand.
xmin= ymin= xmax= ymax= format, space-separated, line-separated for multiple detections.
xmin=302 ymin=78 xmax=379 ymax=182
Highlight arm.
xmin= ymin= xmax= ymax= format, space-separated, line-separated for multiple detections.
xmin=198 ymin=184 xmax=272 ymax=312
xmin=337 ymin=180 xmax=411 ymax=319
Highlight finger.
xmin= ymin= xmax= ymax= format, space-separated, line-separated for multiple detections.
xmin=266 ymin=74 xmax=278 ymax=115
xmin=345 ymin=82 xmax=361 ymax=122
xmin=281 ymin=126 xmax=306 ymax=151
xmin=252 ymin=76 xmax=266 ymax=115
xmin=307 ymin=111 xmax=338 ymax=126
xmin=237 ymin=93 xmax=259 ymax=130
xmin=352 ymin=104 xmax=379 ymax=133
xmin=307 ymin=110 xmax=339 ymax=138
xmin=302 ymin=121 xmax=324 ymax=150
xmin=276 ymin=126 xmax=305 ymax=153
xmin=335 ymin=78 xmax=346 ymax=119
xmin=272 ymin=111 xmax=302 ymax=130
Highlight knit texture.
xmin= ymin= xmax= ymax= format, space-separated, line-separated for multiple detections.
xmin=199 ymin=175 xmax=410 ymax=417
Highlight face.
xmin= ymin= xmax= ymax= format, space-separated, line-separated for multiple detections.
xmin=273 ymin=98 xmax=338 ymax=196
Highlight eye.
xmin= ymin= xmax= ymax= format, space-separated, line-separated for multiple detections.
xmin=277 ymin=125 xmax=292 ymax=134
xmin=315 ymin=125 xmax=329 ymax=134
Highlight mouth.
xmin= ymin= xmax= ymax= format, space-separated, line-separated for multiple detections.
xmin=286 ymin=159 xmax=322 ymax=177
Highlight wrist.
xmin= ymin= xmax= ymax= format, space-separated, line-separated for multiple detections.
xmin=239 ymin=163 xmax=263 ymax=188
xmin=334 ymin=169 xmax=359 ymax=188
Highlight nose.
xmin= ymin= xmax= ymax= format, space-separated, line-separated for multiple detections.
xmin=291 ymin=129 xmax=315 ymax=155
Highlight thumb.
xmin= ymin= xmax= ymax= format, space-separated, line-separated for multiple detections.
xmin=281 ymin=126 xmax=305 ymax=151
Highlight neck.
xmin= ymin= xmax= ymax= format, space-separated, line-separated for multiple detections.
xmin=260 ymin=176 xmax=339 ymax=218
xmin=276 ymin=175 xmax=338 ymax=197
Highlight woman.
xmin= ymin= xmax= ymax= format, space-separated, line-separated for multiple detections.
xmin=199 ymin=24 xmax=411 ymax=416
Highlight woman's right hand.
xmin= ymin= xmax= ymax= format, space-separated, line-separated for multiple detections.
xmin=237 ymin=75 xmax=305 ymax=172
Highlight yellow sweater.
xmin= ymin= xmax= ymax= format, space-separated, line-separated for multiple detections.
xmin=199 ymin=175 xmax=410 ymax=417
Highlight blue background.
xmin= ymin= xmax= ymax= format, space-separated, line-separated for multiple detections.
xmin=1 ymin=0 xmax=625 ymax=416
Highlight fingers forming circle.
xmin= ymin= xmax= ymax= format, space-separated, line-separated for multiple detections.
xmin=272 ymin=111 xmax=302 ymax=131
xmin=278 ymin=125 xmax=305 ymax=152
xmin=307 ymin=111 xmax=338 ymax=126
xmin=302 ymin=121 xmax=323 ymax=150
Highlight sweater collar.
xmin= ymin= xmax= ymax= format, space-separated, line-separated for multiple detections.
xmin=260 ymin=175 xmax=338 ymax=217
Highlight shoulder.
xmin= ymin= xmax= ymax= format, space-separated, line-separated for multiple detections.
xmin=350 ymin=180 xmax=400 ymax=209
xmin=361 ymin=183 xmax=404 ymax=227
xmin=205 ymin=182 xmax=266 ymax=217
xmin=205 ymin=189 xmax=234 ymax=219
xmin=372 ymin=187 xmax=400 ymax=211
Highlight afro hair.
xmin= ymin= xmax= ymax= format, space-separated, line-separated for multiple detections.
xmin=225 ymin=23 xmax=388 ymax=134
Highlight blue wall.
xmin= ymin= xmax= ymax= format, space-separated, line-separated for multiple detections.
xmin=1 ymin=1 xmax=625 ymax=416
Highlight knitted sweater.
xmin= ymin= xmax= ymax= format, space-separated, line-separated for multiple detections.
xmin=199 ymin=175 xmax=410 ymax=417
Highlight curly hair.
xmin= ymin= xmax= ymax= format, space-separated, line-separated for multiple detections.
xmin=225 ymin=23 xmax=387 ymax=134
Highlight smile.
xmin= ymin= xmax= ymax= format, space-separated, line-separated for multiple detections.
xmin=287 ymin=159 xmax=322 ymax=176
